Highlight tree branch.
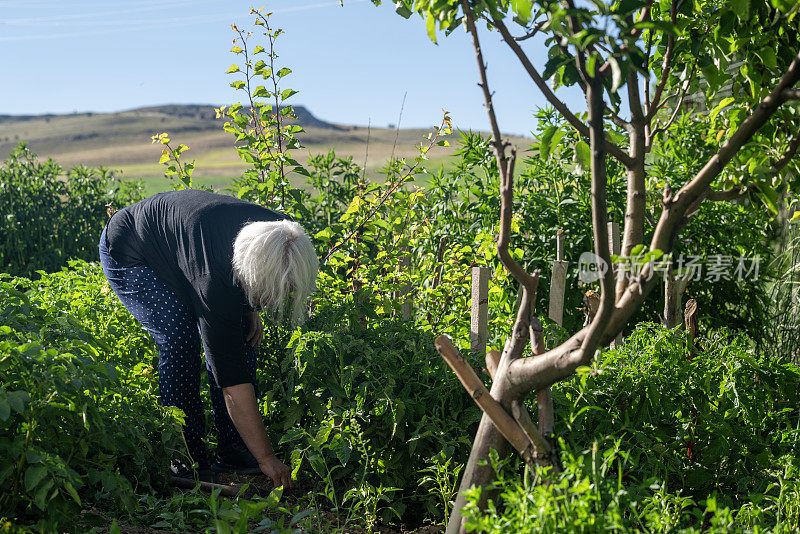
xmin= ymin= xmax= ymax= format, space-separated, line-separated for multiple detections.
xmin=646 ymin=0 xmax=677 ymax=122
xmin=491 ymin=16 xmax=634 ymax=167
xmin=514 ymin=19 xmax=547 ymax=41
xmin=579 ymin=74 xmax=616 ymax=356
xmin=652 ymin=48 xmax=800 ymax=252
xmin=462 ymin=0 xmax=540 ymax=291
xmin=506 ymin=49 xmax=800 ymax=401
xmin=774 ymin=131 xmax=800 ymax=172
xmin=782 ymin=89 xmax=800 ymax=100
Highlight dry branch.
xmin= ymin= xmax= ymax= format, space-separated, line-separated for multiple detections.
xmin=170 ymin=477 xmax=243 ymax=497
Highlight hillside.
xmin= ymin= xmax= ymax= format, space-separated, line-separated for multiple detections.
xmin=0 ymin=104 xmax=532 ymax=193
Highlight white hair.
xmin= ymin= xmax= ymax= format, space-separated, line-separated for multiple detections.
xmin=232 ymin=219 xmax=319 ymax=324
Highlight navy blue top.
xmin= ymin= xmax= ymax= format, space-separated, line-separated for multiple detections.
xmin=105 ymin=189 xmax=287 ymax=387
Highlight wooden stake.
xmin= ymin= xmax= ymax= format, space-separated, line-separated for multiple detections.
xmin=685 ymin=298 xmax=698 ymax=359
xmin=400 ymin=255 xmax=412 ymax=321
xmin=607 ymin=221 xmax=622 ymax=347
xmin=435 ymin=335 xmax=551 ymax=467
xmin=548 ymin=230 xmax=568 ymax=326
xmin=471 ymin=266 xmax=490 ymax=355
xmin=664 ymin=271 xmax=690 ymax=329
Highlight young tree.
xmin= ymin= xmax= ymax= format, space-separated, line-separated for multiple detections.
xmin=377 ymin=0 xmax=800 ymax=531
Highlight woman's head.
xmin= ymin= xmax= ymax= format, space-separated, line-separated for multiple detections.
xmin=232 ymin=219 xmax=319 ymax=324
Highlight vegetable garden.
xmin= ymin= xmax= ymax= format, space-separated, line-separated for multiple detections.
xmin=3 ymin=0 xmax=800 ymax=532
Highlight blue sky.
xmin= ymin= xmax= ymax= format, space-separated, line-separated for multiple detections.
xmin=0 ymin=0 xmax=585 ymax=136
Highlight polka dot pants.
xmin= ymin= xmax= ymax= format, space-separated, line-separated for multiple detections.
xmin=99 ymin=227 xmax=256 ymax=466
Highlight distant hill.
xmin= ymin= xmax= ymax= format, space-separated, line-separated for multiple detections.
xmin=0 ymin=104 xmax=530 ymax=194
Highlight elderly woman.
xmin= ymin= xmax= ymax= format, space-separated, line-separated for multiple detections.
xmin=99 ymin=189 xmax=318 ymax=488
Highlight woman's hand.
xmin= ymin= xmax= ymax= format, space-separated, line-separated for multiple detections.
xmin=259 ymin=454 xmax=294 ymax=489
xmin=245 ymin=310 xmax=263 ymax=347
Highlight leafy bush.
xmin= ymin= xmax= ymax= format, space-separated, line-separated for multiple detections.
xmin=263 ymin=321 xmax=480 ymax=526
xmin=0 ymin=144 xmax=143 ymax=277
xmin=461 ymin=323 xmax=800 ymax=532
xmin=0 ymin=265 xmax=185 ymax=530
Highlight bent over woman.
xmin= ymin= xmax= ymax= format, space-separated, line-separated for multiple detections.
xmin=99 ymin=189 xmax=318 ymax=487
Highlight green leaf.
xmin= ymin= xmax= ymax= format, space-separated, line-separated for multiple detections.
xmin=34 ymin=479 xmax=54 ymax=510
xmin=586 ymin=52 xmax=600 ymax=78
xmin=631 ymin=20 xmax=677 ymax=34
xmin=329 ymin=433 xmax=352 ymax=466
xmin=394 ymin=1 xmax=413 ymax=18
xmin=315 ymin=425 xmax=333 ymax=447
xmin=64 ymin=481 xmax=82 ymax=506
xmin=542 ymin=54 xmax=571 ymax=81
xmin=615 ymin=0 xmax=648 ymax=14
xmin=562 ymin=62 xmax=581 ymax=86
xmin=277 ymin=67 xmax=292 ymax=78
xmin=426 ymin=11 xmax=438 ymax=43
xmin=539 ymin=126 xmax=564 ymax=161
xmin=281 ymin=88 xmax=298 ymax=100
xmin=7 ymin=390 xmax=29 ymax=413
xmin=226 ymin=65 xmax=240 ymax=74
xmin=730 ymin=0 xmax=750 ymax=20
xmin=574 ymin=140 xmax=591 ymax=174
xmin=709 ymin=97 xmax=735 ymax=123
xmin=511 ymin=0 xmax=533 ymax=23
xmin=755 ymin=182 xmax=779 ymax=214
xmin=25 ymin=464 xmax=47 ymax=492
xmin=757 ymin=47 xmax=778 ymax=69
xmin=230 ymin=46 xmax=243 ymax=54
xmin=0 ymin=398 xmax=9 ymax=422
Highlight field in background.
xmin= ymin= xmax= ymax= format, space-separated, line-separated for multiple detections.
xmin=0 ymin=104 xmax=532 ymax=195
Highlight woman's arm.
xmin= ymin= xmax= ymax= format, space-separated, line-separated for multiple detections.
xmin=221 ymin=382 xmax=294 ymax=488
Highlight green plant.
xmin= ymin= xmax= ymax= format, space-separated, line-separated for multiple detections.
xmin=460 ymin=323 xmax=800 ymax=532
xmin=0 ymin=144 xmax=142 ymax=277
xmin=0 ymin=265 xmax=185 ymax=529
xmin=151 ymin=132 xmax=196 ymax=190
xmin=219 ymin=8 xmax=311 ymax=218
xmin=419 ymin=447 xmax=464 ymax=527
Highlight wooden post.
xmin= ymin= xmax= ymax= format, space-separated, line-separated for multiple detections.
xmin=470 ymin=266 xmax=489 ymax=356
xmin=540 ymin=230 xmax=568 ymax=438
xmin=664 ymin=272 xmax=690 ymax=329
xmin=400 ymin=255 xmax=412 ymax=321
xmin=548 ymin=229 xmax=568 ymax=326
xmin=607 ymin=221 xmax=622 ymax=347
xmin=685 ymin=298 xmax=699 ymax=359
